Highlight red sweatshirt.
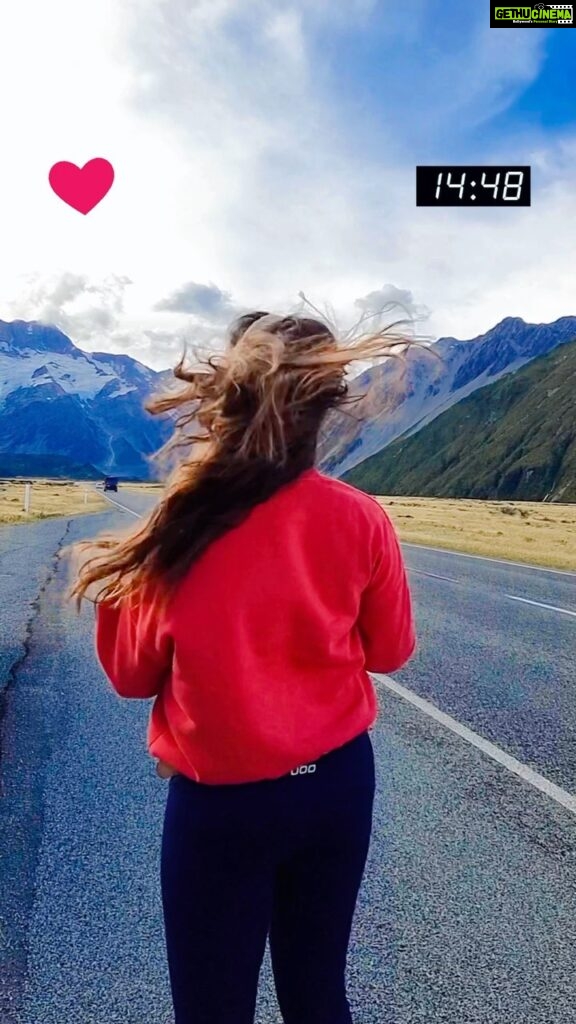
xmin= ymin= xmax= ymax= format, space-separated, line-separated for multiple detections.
xmin=94 ymin=467 xmax=416 ymax=784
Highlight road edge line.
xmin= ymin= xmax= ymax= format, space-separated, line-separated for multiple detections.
xmin=376 ymin=673 xmax=576 ymax=817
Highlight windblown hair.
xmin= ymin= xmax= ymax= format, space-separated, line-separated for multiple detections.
xmin=63 ymin=294 xmax=441 ymax=614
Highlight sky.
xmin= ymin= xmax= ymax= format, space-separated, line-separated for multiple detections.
xmin=0 ymin=0 xmax=575 ymax=372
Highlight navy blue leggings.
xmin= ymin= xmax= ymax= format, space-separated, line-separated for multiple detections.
xmin=161 ymin=729 xmax=376 ymax=1024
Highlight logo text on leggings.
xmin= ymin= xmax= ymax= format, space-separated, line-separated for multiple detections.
xmin=291 ymin=763 xmax=317 ymax=775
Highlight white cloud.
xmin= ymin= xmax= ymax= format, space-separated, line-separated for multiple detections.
xmin=6 ymin=272 xmax=133 ymax=343
xmin=353 ymin=285 xmax=431 ymax=330
xmin=0 ymin=0 xmax=574 ymax=374
xmin=153 ymin=281 xmax=241 ymax=320
xmin=263 ymin=10 xmax=307 ymax=68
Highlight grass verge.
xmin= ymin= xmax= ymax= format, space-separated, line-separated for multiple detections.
xmin=0 ymin=480 xmax=573 ymax=572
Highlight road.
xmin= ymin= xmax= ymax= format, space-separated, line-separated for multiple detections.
xmin=0 ymin=488 xmax=575 ymax=1023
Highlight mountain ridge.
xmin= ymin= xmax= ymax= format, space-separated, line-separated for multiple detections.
xmin=340 ymin=336 xmax=576 ymax=502
xmin=319 ymin=313 xmax=576 ymax=475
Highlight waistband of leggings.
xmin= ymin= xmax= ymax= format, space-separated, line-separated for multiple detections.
xmin=287 ymin=729 xmax=370 ymax=776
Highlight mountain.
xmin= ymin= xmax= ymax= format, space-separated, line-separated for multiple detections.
xmin=1 ymin=313 xmax=575 ymax=488
xmin=339 ymin=336 xmax=576 ymax=503
xmin=0 ymin=319 xmax=175 ymax=481
xmin=318 ymin=315 xmax=576 ymax=477
xmin=0 ymin=453 xmax=102 ymax=480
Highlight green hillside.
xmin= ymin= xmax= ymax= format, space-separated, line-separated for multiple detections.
xmin=341 ymin=336 xmax=576 ymax=502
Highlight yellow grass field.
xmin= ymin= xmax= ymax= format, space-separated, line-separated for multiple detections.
xmin=0 ymin=478 xmax=574 ymax=572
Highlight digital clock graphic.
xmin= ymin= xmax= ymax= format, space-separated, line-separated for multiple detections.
xmin=416 ymin=165 xmax=531 ymax=206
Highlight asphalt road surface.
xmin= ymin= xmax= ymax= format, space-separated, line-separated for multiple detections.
xmin=0 ymin=489 xmax=575 ymax=1024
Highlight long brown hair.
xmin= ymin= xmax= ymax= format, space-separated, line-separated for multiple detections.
xmin=62 ymin=295 xmax=441 ymax=614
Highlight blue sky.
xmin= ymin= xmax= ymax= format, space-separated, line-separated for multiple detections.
xmin=308 ymin=3 xmax=575 ymax=156
xmin=0 ymin=0 xmax=574 ymax=371
xmin=499 ymin=30 xmax=576 ymax=131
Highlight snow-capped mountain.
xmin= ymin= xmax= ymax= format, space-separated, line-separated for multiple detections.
xmin=0 ymin=319 xmax=174 ymax=480
xmin=318 ymin=315 xmax=576 ymax=475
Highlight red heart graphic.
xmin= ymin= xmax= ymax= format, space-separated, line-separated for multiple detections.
xmin=49 ymin=158 xmax=114 ymax=214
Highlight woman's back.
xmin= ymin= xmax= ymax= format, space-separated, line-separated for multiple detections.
xmin=95 ymin=466 xmax=416 ymax=784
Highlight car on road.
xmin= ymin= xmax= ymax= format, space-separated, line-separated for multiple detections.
xmin=103 ymin=477 xmax=119 ymax=492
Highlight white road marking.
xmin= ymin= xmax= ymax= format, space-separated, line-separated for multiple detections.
xmin=102 ymin=495 xmax=141 ymax=518
xmin=377 ymin=673 xmax=576 ymax=817
xmin=409 ymin=569 xmax=459 ymax=583
xmin=402 ymin=541 xmax=576 ymax=577
xmin=410 ymin=568 xmax=576 ymax=617
xmin=504 ymin=594 xmax=576 ymax=618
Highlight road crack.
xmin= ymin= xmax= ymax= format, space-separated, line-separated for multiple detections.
xmin=0 ymin=519 xmax=74 ymax=798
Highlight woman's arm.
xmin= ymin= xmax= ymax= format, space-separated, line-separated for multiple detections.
xmin=94 ymin=586 xmax=174 ymax=699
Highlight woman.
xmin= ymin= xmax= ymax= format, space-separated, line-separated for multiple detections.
xmin=64 ymin=299 xmax=438 ymax=1024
